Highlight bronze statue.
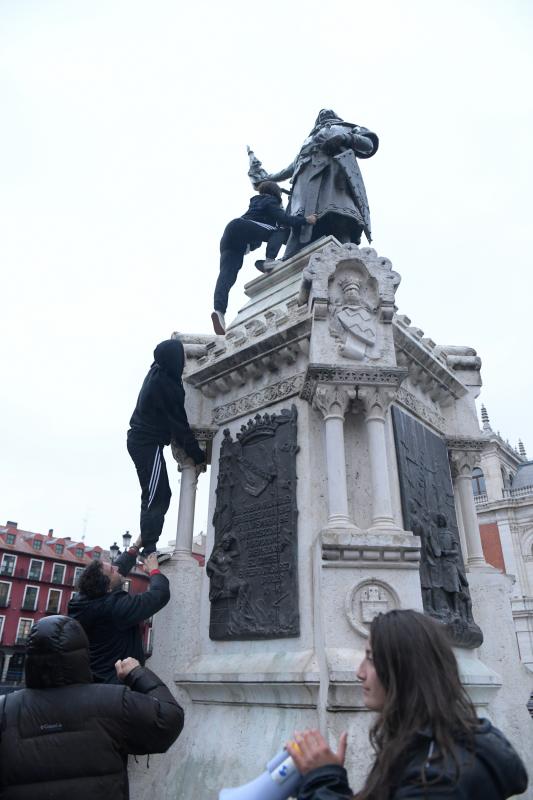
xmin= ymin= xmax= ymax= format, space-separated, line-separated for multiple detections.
xmin=248 ymin=109 xmax=378 ymax=259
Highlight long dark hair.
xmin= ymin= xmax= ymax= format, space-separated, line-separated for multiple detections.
xmin=356 ymin=610 xmax=478 ymax=800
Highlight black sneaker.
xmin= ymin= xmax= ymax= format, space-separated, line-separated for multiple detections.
xmin=211 ymin=310 xmax=225 ymax=335
xmin=115 ymin=548 xmax=139 ymax=577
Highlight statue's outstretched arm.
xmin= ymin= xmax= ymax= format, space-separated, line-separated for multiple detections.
xmin=265 ymin=161 xmax=296 ymax=182
xmin=247 ymin=145 xmax=296 ymax=185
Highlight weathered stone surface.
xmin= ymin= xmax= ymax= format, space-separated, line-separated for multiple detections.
xmin=207 ymin=405 xmax=299 ymax=640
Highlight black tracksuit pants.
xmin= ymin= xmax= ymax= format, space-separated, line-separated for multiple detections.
xmin=213 ymin=218 xmax=288 ymax=313
xmin=115 ymin=438 xmax=172 ymax=575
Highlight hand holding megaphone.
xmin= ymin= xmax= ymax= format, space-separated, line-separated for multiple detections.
xmin=219 ymin=731 xmax=348 ymax=799
xmin=219 ymin=745 xmax=302 ymax=800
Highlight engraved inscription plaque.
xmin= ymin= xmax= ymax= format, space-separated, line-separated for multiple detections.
xmin=392 ymin=406 xmax=483 ymax=648
xmin=207 ymin=406 xmax=299 ymax=640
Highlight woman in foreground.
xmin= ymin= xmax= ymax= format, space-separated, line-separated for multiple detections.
xmin=288 ymin=610 xmax=528 ymax=800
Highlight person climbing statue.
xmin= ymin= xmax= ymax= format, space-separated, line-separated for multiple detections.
xmin=211 ymin=181 xmax=316 ymax=335
xmin=115 ymin=338 xmax=206 ymax=576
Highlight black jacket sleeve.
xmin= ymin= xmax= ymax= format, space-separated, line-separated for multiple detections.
xmin=111 ymin=573 xmax=170 ymax=630
xmin=120 ymin=666 xmax=184 ymax=753
xmin=161 ymin=379 xmax=205 ymax=464
xmin=265 ymin=196 xmax=307 ymax=229
xmin=298 ymin=765 xmax=354 ymax=799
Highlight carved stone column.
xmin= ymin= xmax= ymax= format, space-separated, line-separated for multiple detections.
xmin=358 ymin=386 xmax=399 ymax=532
xmin=313 ymin=386 xmax=356 ymax=528
xmin=172 ymin=444 xmax=201 ymax=562
xmin=449 ymin=447 xmax=487 ymax=568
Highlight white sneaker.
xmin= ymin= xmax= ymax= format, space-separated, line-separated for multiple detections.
xmin=211 ymin=310 xmax=226 ymax=335
xmin=262 ymin=258 xmax=281 ymax=273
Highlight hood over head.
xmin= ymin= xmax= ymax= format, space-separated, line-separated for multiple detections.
xmin=153 ymin=338 xmax=185 ymax=381
xmin=25 ymin=615 xmax=92 ymax=688
xmin=474 ymin=719 xmax=529 ymax=797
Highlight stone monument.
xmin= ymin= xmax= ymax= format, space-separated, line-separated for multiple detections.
xmin=248 ymin=109 xmax=379 ymax=258
xmin=131 ymin=237 xmax=533 ymax=799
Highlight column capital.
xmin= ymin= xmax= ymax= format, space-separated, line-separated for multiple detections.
xmin=448 ymin=444 xmax=482 ymax=478
xmin=313 ymin=385 xmax=352 ymax=421
xmin=171 ymin=442 xmax=203 ymax=477
xmin=355 ymin=385 xmax=398 ymax=422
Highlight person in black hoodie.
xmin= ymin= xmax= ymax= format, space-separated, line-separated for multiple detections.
xmin=68 ymin=555 xmax=169 ymax=682
xmin=211 ymin=181 xmax=317 ymax=335
xmin=0 ymin=615 xmax=183 ymax=800
xmin=287 ymin=610 xmax=528 ymax=800
xmin=116 ymin=338 xmax=206 ymax=575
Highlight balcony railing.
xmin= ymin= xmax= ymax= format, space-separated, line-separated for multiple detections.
xmin=473 ymin=492 xmax=488 ymax=506
xmin=503 ymin=485 xmax=533 ymax=499
xmin=21 ymin=602 xmax=37 ymax=611
xmin=0 ymin=599 xmax=10 ymax=608
xmin=15 ymin=636 xmax=29 ymax=645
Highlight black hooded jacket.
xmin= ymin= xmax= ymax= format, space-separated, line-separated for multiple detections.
xmin=68 ymin=572 xmax=170 ymax=682
xmin=0 ymin=615 xmax=183 ymax=800
xmin=297 ymin=721 xmax=528 ymax=800
xmin=242 ymin=193 xmax=307 ymax=228
xmin=128 ymin=339 xmax=205 ymax=464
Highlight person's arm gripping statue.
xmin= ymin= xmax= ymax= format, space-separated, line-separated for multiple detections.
xmin=112 ymin=554 xmax=170 ymax=630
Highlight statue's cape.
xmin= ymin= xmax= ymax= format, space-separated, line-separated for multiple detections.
xmin=334 ymin=148 xmax=372 ymax=241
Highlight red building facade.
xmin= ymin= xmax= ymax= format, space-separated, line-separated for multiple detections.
xmin=0 ymin=520 xmax=150 ymax=686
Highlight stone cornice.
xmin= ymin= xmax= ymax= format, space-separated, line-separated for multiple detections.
xmin=212 ymin=373 xmax=306 ymax=424
xmin=447 ymin=436 xmax=486 ymax=452
xmin=300 ymin=364 xmax=407 ymax=404
xmin=393 ymin=319 xmax=467 ymax=403
xmin=184 ymin=316 xmax=311 ymax=397
xmin=395 ymin=387 xmax=446 ymax=434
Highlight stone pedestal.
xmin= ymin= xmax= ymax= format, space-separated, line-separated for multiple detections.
xmin=130 ymin=237 xmax=532 ymax=799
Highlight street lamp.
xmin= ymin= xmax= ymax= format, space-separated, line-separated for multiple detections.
xmin=122 ymin=530 xmax=132 ymax=550
xmin=109 ymin=542 xmax=120 ymax=563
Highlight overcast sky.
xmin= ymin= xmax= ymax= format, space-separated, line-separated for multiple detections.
xmin=1 ymin=0 xmax=531 ymax=548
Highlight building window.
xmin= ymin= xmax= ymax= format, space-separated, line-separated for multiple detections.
xmin=55 ymin=543 xmax=64 ymax=554
xmin=472 ymin=467 xmax=486 ymax=496
xmin=0 ymin=582 xmax=11 ymax=608
xmin=0 ymin=615 xmax=4 ymax=642
xmin=73 ymin=567 xmax=85 ymax=587
xmin=51 ymin=563 xmax=66 ymax=584
xmin=22 ymin=586 xmax=39 ymax=611
xmin=46 ymin=589 xmax=62 ymax=614
xmin=0 ymin=554 xmax=16 ymax=577
xmin=16 ymin=618 xmax=34 ymax=645
xmin=92 ymin=550 xmax=101 ymax=560
xmin=28 ymin=559 xmax=44 ymax=581
xmin=6 ymin=533 xmax=16 ymax=545
xmin=33 ymin=539 xmax=43 ymax=551
xmin=75 ymin=547 xmax=84 ymax=558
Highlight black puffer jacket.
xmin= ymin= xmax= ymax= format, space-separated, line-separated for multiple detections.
xmin=0 ymin=616 xmax=183 ymax=800
xmin=68 ymin=571 xmax=170 ymax=682
xmin=298 ymin=721 xmax=528 ymax=800
xmin=128 ymin=339 xmax=205 ymax=463
xmin=242 ymin=194 xmax=307 ymax=228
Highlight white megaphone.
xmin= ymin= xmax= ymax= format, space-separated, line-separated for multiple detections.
xmin=219 ymin=748 xmax=302 ymax=800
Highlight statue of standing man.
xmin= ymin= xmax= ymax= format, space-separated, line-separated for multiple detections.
xmin=248 ymin=109 xmax=379 ymax=260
